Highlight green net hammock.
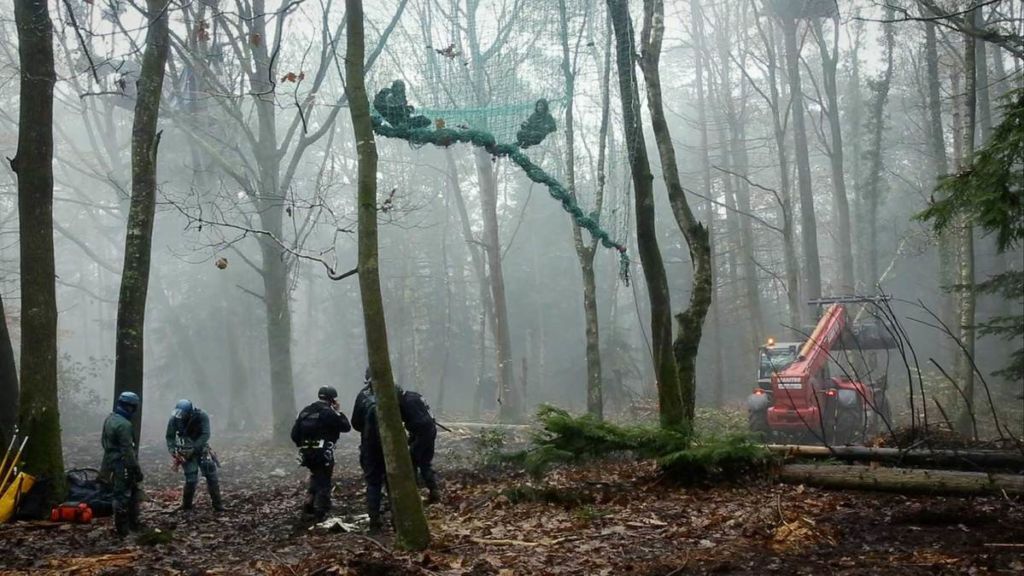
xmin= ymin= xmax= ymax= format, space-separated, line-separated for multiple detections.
xmin=371 ymin=81 xmax=630 ymax=284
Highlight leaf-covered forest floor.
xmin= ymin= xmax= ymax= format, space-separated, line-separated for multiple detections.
xmin=1 ymin=432 xmax=1022 ymax=575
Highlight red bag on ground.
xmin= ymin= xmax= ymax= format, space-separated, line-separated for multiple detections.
xmin=50 ymin=502 xmax=93 ymax=523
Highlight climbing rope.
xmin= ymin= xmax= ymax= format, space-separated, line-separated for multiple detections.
xmin=370 ymin=89 xmax=631 ymax=284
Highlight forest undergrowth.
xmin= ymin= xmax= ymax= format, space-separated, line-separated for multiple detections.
xmin=0 ymin=427 xmax=1021 ymax=576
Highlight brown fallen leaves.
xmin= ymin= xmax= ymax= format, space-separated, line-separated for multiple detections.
xmin=2 ymin=436 xmax=1022 ymax=575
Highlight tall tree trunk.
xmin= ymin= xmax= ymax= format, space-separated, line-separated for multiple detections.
xmin=249 ymin=0 xmax=296 ymax=442
xmin=560 ymin=0 xmax=606 ymax=419
xmin=690 ymin=0 xmax=724 ymax=405
xmin=780 ymin=14 xmax=822 ymax=302
xmin=812 ymin=16 xmax=855 ymax=291
xmin=975 ymin=14 xmax=992 ymax=144
xmin=714 ymin=12 xmax=764 ymax=350
xmin=474 ymin=150 xmax=519 ymax=422
xmin=640 ymin=0 xmax=712 ymax=424
xmin=0 ymin=292 xmax=18 ymax=449
xmin=759 ymin=14 xmax=802 ymax=329
xmin=862 ymin=7 xmax=895 ymax=288
xmin=445 ymin=149 xmax=498 ymax=419
xmin=606 ymin=0 xmax=684 ymax=429
xmin=925 ymin=19 xmax=957 ymax=354
xmin=345 ymin=0 xmax=429 ymax=549
xmin=12 ymin=0 xmax=64 ymax=496
xmin=113 ymin=0 xmax=170 ymax=446
xmin=955 ymin=5 xmax=979 ymax=437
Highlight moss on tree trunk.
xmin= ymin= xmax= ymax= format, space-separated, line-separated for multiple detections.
xmin=113 ymin=0 xmax=170 ymax=446
xmin=346 ymin=0 xmax=430 ymax=550
xmin=13 ymin=0 xmax=64 ymax=498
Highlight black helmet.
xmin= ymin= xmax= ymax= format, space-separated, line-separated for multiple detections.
xmin=318 ymin=386 xmax=338 ymax=401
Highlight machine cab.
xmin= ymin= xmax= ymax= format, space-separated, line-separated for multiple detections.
xmin=756 ymin=339 xmax=801 ymax=391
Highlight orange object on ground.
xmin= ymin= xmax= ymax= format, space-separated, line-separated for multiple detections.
xmin=50 ymin=502 xmax=93 ymax=523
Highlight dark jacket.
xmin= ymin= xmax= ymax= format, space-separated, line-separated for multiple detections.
xmin=291 ymin=400 xmax=351 ymax=445
xmin=351 ymin=386 xmax=374 ymax=434
xmin=399 ymin=391 xmax=436 ymax=438
xmin=165 ymin=409 xmax=211 ymax=455
xmin=101 ymin=410 xmax=138 ymax=473
xmin=353 ymin=385 xmax=436 ymax=438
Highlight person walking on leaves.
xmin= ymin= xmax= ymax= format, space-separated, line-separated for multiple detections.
xmin=100 ymin=391 xmax=144 ymax=536
xmin=291 ymin=386 xmax=351 ymax=521
xmin=165 ymin=399 xmax=224 ymax=512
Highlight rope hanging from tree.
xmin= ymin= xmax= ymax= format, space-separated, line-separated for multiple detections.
xmin=371 ymin=81 xmax=630 ymax=284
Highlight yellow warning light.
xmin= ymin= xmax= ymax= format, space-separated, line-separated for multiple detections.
xmin=766 ymin=337 xmax=776 ymax=347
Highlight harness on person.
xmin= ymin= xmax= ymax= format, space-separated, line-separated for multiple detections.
xmin=295 ymin=405 xmax=336 ymax=468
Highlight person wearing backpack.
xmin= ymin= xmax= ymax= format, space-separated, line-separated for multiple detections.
xmin=165 ymin=399 xmax=223 ymax=513
xmin=399 ymin=389 xmax=441 ymax=503
xmin=351 ymin=369 xmax=386 ymax=531
xmin=353 ymin=367 xmax=441 ymax=531
xmin=100 ymin=391 xmax=144 ymax=536
xmin=291 ymin=386 xmax=351 ymax=521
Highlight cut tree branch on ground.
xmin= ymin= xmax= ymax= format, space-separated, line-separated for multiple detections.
xmin=778 ymin=464 xmax=1024 ymax=495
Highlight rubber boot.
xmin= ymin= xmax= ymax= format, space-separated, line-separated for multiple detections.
xmin=113 ymin=506 xmax=130 ymax=537
xmin=423 ymin=466 xmax=441 ymax=504
xmin=181 ymin=483 xmax=196 ymax=511
xmin=208 ymin=480 xmax=225 ymax=513
xmin=302 ymin=491 xmax=315 ymax=516
xmin=367 ymin=483 xmax=383 ymax=532
xmin=128 ymin=492 xmax=144 ymax=532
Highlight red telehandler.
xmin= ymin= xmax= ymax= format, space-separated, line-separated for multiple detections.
xmin=747 ymin=296 xmax=896 ymax=445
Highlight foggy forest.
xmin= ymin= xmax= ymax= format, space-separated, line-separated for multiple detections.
xmin=0 ymin=0 xmax=1022 ymax=573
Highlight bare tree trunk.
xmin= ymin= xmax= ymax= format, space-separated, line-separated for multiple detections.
xmin=955 ymin=5 xmax=979 ymax=437
xmin=12 ymin=0 xmax=64 ymax=496
xmin=975 ymin=14 xmax=992 ymax=143
xmin=812 ymin=15 xmax=855 ymax=291
xmin=862 ymin=7 xmax=895 ymax=288
xmin=474 ymin=150 xmax=519 ymax=422
xmin=606 ymin=0 xmax=684 ymax=428
xmin=0 ymin=292 xmax=18 ymax=449
xmin=113 ymin=0 xmax=169 ymax=445
xmin=345 ymin=0 xmax=429 ymax=549
xmin=757 ymin=14 xmax=802 ymax=329
xmin=780 ymin=14 xmax=822 ymax=302
xmin=925 ymin=19 xmax=957 ymax=357
xmin=640 ymin=0 xmax=712 ymax=424
xmin=248 ymin=0 xmax=296 ymax=442
xmin=445 ymin=149 xmax=497 ymax=419
xmin=559 ymin=0 xmax=606 ymax=419
xmin=691 ymin=0 xmax=724 ymax=405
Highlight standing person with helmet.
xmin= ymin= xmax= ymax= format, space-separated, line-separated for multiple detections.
xmin=165 ymin=399 xmax=223 ymax=512
xmin=351 ymin=368 xmax=386 ymax=531
xmin=353 ymin=367 xmax=441 ymax=531
xmin=291 ymin=386 xmax=351 ymax=521
xmin=100 ymin=392 xmax=144 ymax=536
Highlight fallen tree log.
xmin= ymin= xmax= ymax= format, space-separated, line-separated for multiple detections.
xmin=767 ymin=444 xmax=1024 ymax=470
xmin=778 ymin=464 xmax=1024 ymax=495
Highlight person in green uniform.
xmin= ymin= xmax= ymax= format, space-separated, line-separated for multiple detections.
xmin=165 ymin=399 xmax=223 ymax=512
xmin=100 ymin=391 xmax=144 ymax=536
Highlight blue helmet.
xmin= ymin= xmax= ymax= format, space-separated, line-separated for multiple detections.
xmin=117 ymin=391 xmax=140 ymax=411
xmin=172 ymin=399 xmax=194 ymax=419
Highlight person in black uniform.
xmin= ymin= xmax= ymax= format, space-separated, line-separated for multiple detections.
xmin=291 ymin=386 xmax=351 ymax=521
xmin=399 ymin=389 xmax=440 ymax=503
xmin=351 ymin=370 xmax=386 ymax=531
xmin=353 ymin=367 xmax=442 ymax=531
